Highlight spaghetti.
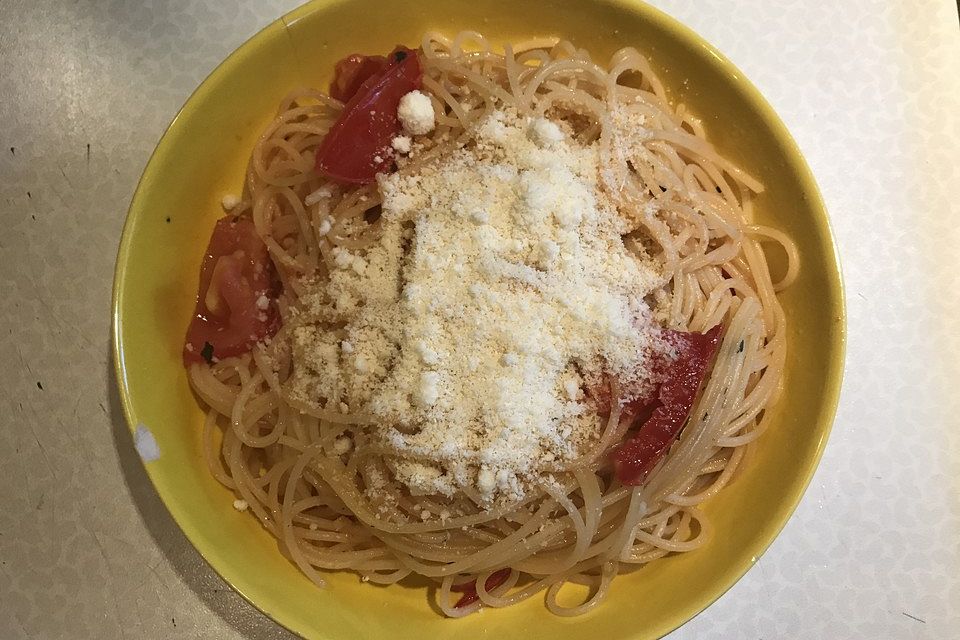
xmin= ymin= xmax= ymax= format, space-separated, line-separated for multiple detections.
xmin=186 ymin=31 xmax=796 ymax=617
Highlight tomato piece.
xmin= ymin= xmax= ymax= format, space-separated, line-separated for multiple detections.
xmin=611 ymin=325 xmax=723 ymax=486
xmin=451 ymin=568 xmax=511 ymax=608
xmin=183 ymin=217 xmax=280 ymax=366
xmin=316 ymin=46 xmax=422 ymax=184
xmin=586 ymin=367 xmax=662 ymax=428
xmin=330 ymin=54 xmax=389 ymax=103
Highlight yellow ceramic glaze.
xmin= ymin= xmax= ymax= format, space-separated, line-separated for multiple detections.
xmin=112 ymin=1 xmax=845 ymax=638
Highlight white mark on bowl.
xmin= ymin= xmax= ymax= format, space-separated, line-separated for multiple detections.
xmin=134 ymin=423 xmax=161 ymax=462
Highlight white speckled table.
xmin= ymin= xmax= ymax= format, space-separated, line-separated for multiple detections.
xmin=2 ymin=1 xmax=958 ymax=638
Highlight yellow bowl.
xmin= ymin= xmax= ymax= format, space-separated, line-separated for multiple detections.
xmin=112 ymin=0 xmax=845 ymax=637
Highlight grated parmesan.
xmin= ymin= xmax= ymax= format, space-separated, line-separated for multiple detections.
xmin=528 ymin=117 xmax=564 ymax=146
xmin=304 ymin=186 xmax=332 ymax=207
xmin=288 ymin=108 xmax=665 ymax=503
xmin=391 ymin=135 xmax=412 ymax=154
xmin=333 ymin=436 xmax=352 ymax=455
xmin=397 ymin=90 xmax=435 ymax=135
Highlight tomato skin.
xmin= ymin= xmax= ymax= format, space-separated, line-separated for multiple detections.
xmin=451 ymin=568 xmax=512 ymax=609
xmin=316 ymin=47 xmax=422 ymax=184
xmin=183 ymin=217 xmax=280 ymax=366
xmin=611 ymin=324 xmax=723 ymax=485
xmin=330 ymin=54 xmax=390 ymax=103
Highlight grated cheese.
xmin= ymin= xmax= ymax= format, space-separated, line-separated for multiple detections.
xmin=397 ymin=90 xmax=435 ymax=135
xmin=288 ymin=108 xmax=665 ymax=504
xmin=391 ymin=135 xmax=412 ymax=154
xmin=304 ymin=186 xmax=332 ymax=207
xmin=333 ymin=436 xmax=352 ymax=455
xmin=317 ymin=218 xmax=332 ymax=236
xmin=528 ymin=117 xmax=564 ymax=146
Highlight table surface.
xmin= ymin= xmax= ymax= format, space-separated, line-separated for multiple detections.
xmin=2 ymin=1 xmax=959 ymax=638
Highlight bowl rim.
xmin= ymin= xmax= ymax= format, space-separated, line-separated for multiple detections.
xmin=111 ymin=0 xmax=846 ymax=637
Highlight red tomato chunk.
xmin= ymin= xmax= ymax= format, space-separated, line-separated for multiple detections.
xmin=451 ymin=568 xmax=512 ymax=609
xmin=610 ymin=325 xmax=724 ymax=485
xmin=316 ymin=46 xmax=422 ymax=184
xmin=330 ymin=54 xmax=392 ymax=103
xmin=183 ymin=217 xmax=280 ymax=366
